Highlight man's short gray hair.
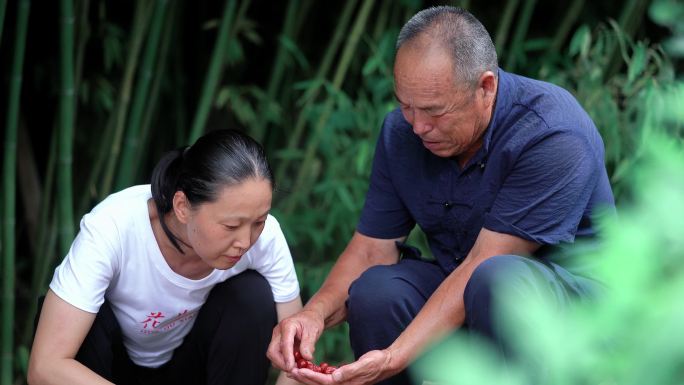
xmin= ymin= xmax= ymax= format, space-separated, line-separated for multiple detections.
xmin=396 ymin=6 xmax=498 ymax=87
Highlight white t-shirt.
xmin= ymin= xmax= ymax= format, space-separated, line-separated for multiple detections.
xmin=50 ymin=185 xmax=300 ymax=368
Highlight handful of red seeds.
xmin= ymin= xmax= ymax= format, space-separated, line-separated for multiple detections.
xmin=294 ymin=350 xmax=338 ymax=374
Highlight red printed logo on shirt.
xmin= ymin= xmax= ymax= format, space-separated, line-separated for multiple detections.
xmin=141 ymin=311 xmax=164 ymax=329
xmin=138 ymin=309 xmax=197 ymax=335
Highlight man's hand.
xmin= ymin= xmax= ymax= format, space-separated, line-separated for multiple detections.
xmin=268 ymin=309 xmax=326 ymax=371
xmin=287 ymin=349 xmax=401 ymax=385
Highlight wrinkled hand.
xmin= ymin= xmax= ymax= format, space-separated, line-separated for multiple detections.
xmin=287 ymin=349 xmax=400 ymax=385
xmin=267 ymin=309 xmax=326 ymax=372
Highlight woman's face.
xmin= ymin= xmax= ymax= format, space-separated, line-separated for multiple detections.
xmin=177 ymin=178 xmax=272 ymax=270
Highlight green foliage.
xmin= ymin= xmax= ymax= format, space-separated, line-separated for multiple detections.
xmin=649 ymin=0 xmax=684 ymax=57
xmin=413 ymin=83 xmax=684 ymax=385
xmin=540 ymin=20 xmax=676 ymax=199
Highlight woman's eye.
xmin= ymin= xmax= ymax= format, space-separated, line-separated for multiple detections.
xmin=224 ymin=225 xmax=238 ymax=231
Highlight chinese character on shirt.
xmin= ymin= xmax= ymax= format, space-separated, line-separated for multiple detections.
xmin=141 ymin=311 xmax=165 ymax=329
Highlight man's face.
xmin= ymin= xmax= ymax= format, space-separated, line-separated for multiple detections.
xmin=393 ymin=45 xmax=495 ymax=161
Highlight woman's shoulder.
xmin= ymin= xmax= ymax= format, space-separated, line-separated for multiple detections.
xmin=82 ymin=185 xmax=152 ymax=232
xmin=261 ymin=214 xmax=284 ymax=239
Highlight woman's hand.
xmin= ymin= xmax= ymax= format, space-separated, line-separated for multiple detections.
xmin=267 ymin=309 xmax=326 ymax=372
xmin=287 ymin=349 xmax=401 ymax=385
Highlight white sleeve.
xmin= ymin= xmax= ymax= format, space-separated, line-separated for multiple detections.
xmin=49 ymin=211 xmax=121 ymax=313
xmin=249 ymin=215 xmax=300 ymax=303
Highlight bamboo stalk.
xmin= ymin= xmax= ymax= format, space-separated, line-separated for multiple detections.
xmin=494 ymin=0 xmax=519 ymax=56
xmin=115 ymin=0 xmax=169 ymax=191
xmin=187 ymin=0 xmax=238 ymax=144
xmin=548 ymin=0 xmax=585 ymax=54
xmin=100 ymin=0 xmax=153 ymax=199
xmin=371 ymin=0 xmax=390 ymax=41
xmin=0 ymin=0 xmax=6 ymax=45
xmin=283 ymin=0 xmax=374 ymax=213
xmin=2 ymin=1 xmax=30 ymax=383
xmin=132 ymin=0 xmax=177 ymax=179
xmin=504 ymin=0 xmax=537 ymax=72
xmin=74 ymin=0 xmax=90 ymax=101
xmin=274 ymin=0 xmax=358 ymax=184
xmin=57 ymin=0 xmax=76 ymax=257
xmin=78 ymin=113 xmax=115 ymax=214
xmin=172 ymin=3 xmax=187 ymax=146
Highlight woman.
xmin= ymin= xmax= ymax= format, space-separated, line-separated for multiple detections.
xmin=28 ymin=129 xmax=302 ymax=385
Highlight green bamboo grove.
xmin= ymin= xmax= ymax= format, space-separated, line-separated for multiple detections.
xmin=1 ymin=0 xmax=682 ymax=383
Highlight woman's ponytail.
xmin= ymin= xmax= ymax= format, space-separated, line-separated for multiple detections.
xmin=150 ymin=146 xmax=187 ymax=253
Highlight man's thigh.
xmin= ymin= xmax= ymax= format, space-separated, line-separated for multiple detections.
xmin=346 ymin=258 xmax=447 ymax=351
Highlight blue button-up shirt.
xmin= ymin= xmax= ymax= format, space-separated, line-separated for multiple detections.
xmin=357 ymin=70 xmax=615 ymax=273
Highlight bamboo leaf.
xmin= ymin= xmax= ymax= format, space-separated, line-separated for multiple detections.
xmin=278 ymin=35 xmax=309 ymax=70
xmin=627 ymin=43 xmax=647 ymax=83
xmin=568 ymin=24 xmax=591 ymax=58
xmin=215 ymin=86 xmax=231 ymax=107
xmin=225 ymin=38 xmax=245 ymax=64
xmin=335 ymin=186 xmax=356 ymax=212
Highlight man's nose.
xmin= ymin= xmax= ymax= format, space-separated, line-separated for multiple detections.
xmin=411 ymin=109 xmax=434 ymax=136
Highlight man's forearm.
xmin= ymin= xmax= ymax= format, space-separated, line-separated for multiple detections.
xmin=305 ymin=232 xmax=403 ymax=329
xmin=304 ymin=255 xmax=371 ymax=328
xmin=387 ymin=259 xmax=475 ymax=368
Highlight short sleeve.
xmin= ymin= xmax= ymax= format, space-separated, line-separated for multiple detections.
xmin=249 ymin=215 xmax=300 ymax=303
xmin=357 ymin=116 xmax=416 ymax=239
xmin=484 ymin=130 xmax=599 ymax=244
xmin=49 ymin=212 xmax=120 ymax=313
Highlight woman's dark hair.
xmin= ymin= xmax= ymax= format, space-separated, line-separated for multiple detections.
xmin=150 ymin=129 xmax=275 ymax=253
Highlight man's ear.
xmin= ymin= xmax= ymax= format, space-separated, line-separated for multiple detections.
xmin=478 ymin=70 xmax=497 ymax=108
xmin=172 ymin=191 xmax=191 ymax=224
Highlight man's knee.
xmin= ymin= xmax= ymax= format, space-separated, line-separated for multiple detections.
xmin=464 ymin=255 xmax=531 ymax=308
xmin=463 ymin=255 xmax=534 ymax=337
xmin=347 ymin=265 xmax=416 ymax=326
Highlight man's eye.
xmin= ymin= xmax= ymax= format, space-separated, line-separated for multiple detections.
xmin=224 ymin=225 xmax=238 ymax=231
xmin=427 ymin=109 xmax=446 ymax=117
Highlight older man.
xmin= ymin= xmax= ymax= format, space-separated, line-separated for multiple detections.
xmin=268 ymin=6 xmax=614 ymax=385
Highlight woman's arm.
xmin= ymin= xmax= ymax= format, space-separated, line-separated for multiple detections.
xmin=27 ymin=290 xmax=113 ymax=385
xmin=274 ymin=297 xmax=304 ymax=385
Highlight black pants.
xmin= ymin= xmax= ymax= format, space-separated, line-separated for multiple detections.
xmin=37 ymin=270 xmax=277 ymax=385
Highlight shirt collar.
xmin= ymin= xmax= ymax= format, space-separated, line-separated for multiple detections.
xmin=482 ymin=69 xmax=512 ymax=155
